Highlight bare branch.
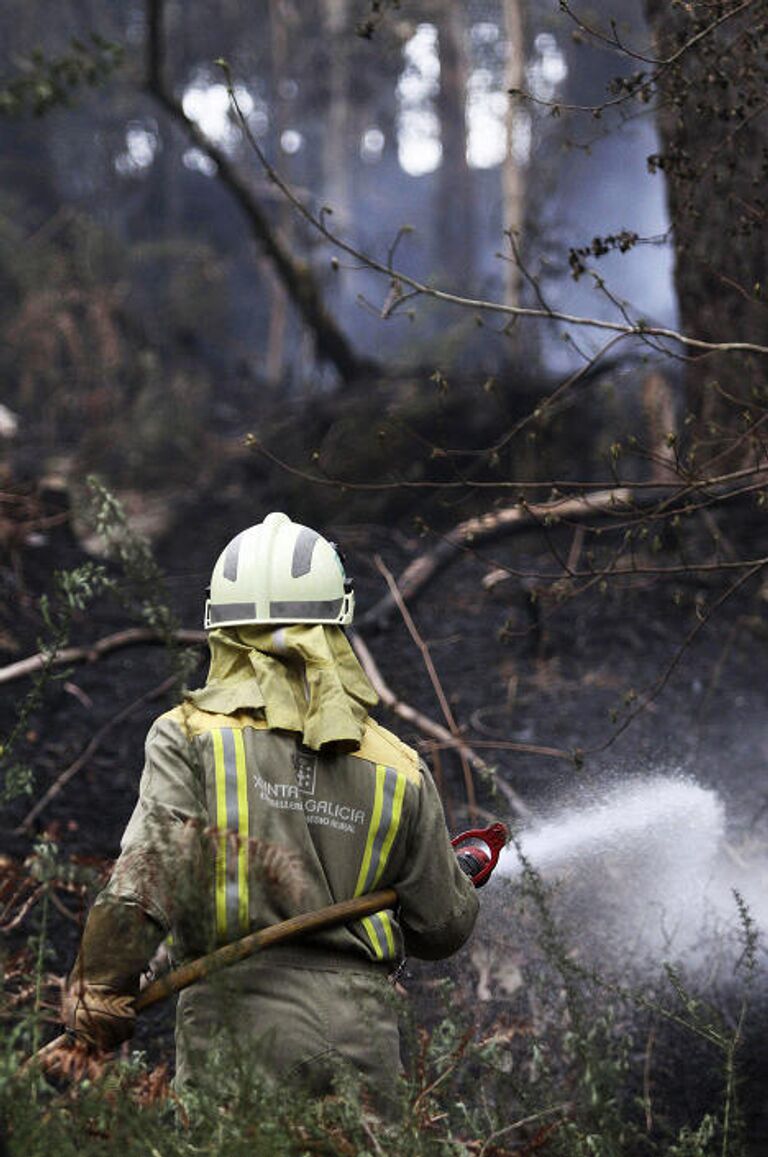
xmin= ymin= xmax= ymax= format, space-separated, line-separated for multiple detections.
xmin=15 ymin=674 xmax=179 ymax=833
xmin=248 ymin=431 xmax=768 ymax=493
xmin=585 ymin=559 xmax=768 ymax=755
xmin=0 ymin=628 xmax=207 ymax=686
xmin=373 ymin=554 xmax=478 ymax=820
xmin=522 ymin=0 xmax=758 ymax=108
xmin=145 ymin=0 xmax=373 ymax=385
xmin=224 ymin=66 xmax=768 ymax=359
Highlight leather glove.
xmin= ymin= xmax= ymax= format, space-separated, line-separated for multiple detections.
xmin=63 ymin=980 xmax=135 ymax=1051
xmin=63 ymin=898 xmax=164 ymax=1050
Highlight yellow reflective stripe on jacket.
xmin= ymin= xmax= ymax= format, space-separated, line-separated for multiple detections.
xmin=370 ymin=771 xmax=405 ymax=890
xmin=355 ymin=764 xmax=385 ymax=896
xmin=212 ymin=727 xmax=250 ymax=942
xmin=354 ymin=764 xmax=406 ymax=897
xmin=213 ymin=729 xmax=228 ymax=939
xmin=355 ymin=763 xmax=406 ymax=960
xmin=361 ymin=911 xmax=396 ymax=961
xmin=233 ymin=728 xmax=249 ymax=932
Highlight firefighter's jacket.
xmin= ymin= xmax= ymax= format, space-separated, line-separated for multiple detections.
xmin=100 ymin=700 xmax=479 ymax=970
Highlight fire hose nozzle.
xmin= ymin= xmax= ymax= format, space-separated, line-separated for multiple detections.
xmin=451 ymin=821 xmax=509 ymax=887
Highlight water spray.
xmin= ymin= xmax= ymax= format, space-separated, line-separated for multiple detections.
xmin=497 ymin=776 xmax=725 ymax=880
xmin=493 ymin=774 xmax=765 ymax=967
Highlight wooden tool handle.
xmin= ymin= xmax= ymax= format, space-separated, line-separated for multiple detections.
xmin=25 ymin=888 xmax=398 ymax=1072
xmin=137 ymin=887 xmax=398 ymax=1010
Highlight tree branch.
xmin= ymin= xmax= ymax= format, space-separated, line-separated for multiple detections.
xmin=145 ymin=0 xmax=373 ymax=385
xmin=357 ymin=469 xmax=768 ymax=630
xmin=0 ymin=628 xmax=207 ymax=686
xmin=225 ymin=71 xmax=768 ymax=358
xmin=374 ymin=554 xmax=478 ymax=820
xmin=15 ymin=674 xmax=179 ymax=833
xmin=358 ymin=487 xmax=637 ymax=630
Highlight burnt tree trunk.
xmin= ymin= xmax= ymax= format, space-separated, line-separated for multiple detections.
xmin=501 ymin=0 xmax=526 ymax=311
xmin=644 ymin=0 xmax=768 ymax=465
xmin=435 ymin=5 xmax=473 ymax=289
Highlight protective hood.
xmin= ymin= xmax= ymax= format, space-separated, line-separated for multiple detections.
xmin=186 ymin=624 xmax=378 ymax=752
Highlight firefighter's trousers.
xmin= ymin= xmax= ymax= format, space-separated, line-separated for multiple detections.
xmin=174 ymin=946 xmax=402 ymax=1115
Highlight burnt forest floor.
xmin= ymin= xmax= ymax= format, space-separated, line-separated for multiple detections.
xmin=2 ymin=454 xmax=768 ymax=1152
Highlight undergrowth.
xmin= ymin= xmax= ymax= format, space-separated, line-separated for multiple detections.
xmin=0 ymin=858 xmax=758 ymax=1156
xmin=0 ymin=483 xmax=762 ymax=1156
xmin=0 ymin=477 xmax=193 ymax=810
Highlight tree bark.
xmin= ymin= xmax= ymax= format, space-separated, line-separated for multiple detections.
xmin=644 ymin=0 xmax=768 ymax=462
xmin=501 ymin=0 xmax=526 ymax=310
xmin=435 ymin=4 xmax=473 ymax=288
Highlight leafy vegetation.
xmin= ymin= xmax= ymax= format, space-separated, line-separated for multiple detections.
xmin=0 ymin=36 xmax=122 ymax=118
xmin=1 ymin=837 xmax=759 ymax=1155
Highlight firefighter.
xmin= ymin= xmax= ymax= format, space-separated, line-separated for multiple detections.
xmin=64 ymin=512 xmax=479 ymax=1112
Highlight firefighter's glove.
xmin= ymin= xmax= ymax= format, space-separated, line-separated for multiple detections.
xmin=63 ymin=981 xmax=135 ymax=1051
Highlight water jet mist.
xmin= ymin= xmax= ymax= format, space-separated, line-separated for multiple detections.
xmin=496 ymin=775 xmax=765 ymax=968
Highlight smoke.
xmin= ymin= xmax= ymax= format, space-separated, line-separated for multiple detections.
xmin=494 ymin=774 xmax=767 ymax=970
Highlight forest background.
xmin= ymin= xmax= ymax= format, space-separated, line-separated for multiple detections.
xmin=1 ymin=0 xmax=768 ymax=1154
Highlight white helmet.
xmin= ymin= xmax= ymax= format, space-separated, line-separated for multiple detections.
xmin=203 ymin=512 xmax=354 ymax=629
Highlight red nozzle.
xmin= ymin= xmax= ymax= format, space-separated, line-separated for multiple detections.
xmin=451 ymin=821 xmax=508 ymax=887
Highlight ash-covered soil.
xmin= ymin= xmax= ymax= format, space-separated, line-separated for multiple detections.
xmin=2 ymin=462 xmax=768 ymax=1150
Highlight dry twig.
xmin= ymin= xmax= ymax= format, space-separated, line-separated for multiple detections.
xmin=477 ymin=1102 xmax=571 ymax=1156
xmin=374 ymin=554 xmax=478 ymax=821
xmin=643 ymin=1023 xmax=656 ymax=1133
xmin=15 ymin=673 xmax=179 ymax=833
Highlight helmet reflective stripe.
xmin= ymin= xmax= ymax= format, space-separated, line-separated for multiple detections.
xmin=269 ymin=598 xmax=344 ymax=620
xmin=291 ymin=528 xmax=319 ymax=578
xmin=207 ymin=602 xmax=257 ymax=626
xmin=204 ymin=511 xmax=354 ymax=628
xmin=223 ymin=533 xmax=246 ymax=582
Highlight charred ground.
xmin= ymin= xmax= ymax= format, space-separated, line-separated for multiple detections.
xmin=2 ymin=426 xmax=768 ymax=1149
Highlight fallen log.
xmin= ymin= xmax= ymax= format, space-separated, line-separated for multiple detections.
xmin=357 ymin=487 xmax=635 ymax=631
